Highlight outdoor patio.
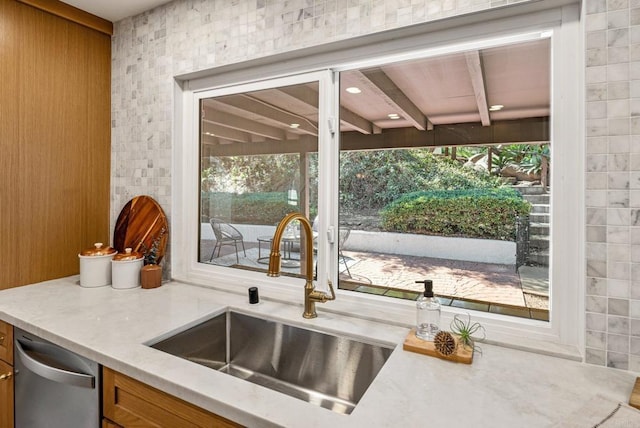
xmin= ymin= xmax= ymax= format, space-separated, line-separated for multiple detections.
xmin=199 ymin=239 xmax=549 ymax=320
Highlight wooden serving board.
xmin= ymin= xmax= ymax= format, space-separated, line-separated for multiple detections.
xmin=403 ymin=328 xmax=474 ymax=364
xmin=114 ymin=196 xmax=168 ymax=263
xmin=629 ymin=377 xmax=640 ymax=409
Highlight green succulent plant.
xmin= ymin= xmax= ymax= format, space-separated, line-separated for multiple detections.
xmin=450 ymin=313 xmax=486 ymax=354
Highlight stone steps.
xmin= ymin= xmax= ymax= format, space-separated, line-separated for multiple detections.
xmin=524 ymin=194 xmax=550 ymax=205
xmin=514 ymin=186 xmax=550 ymax=268
xmin=512 ymin=185 xmax=548 ymax=195
xmin=528 ymin=248 xmax=549 ymax=266
xmin=530 ymin=222 xmax=549 ymax=236
xmin=531 ymin=204 xmax=549 ymax=214
xmin=529 ymin=234 xmax=549 ymax=250
xmin=530 ymin=212 xmax=550 ymax=223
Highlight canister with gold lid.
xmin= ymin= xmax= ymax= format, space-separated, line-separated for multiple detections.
xmin=111 ymin=248 xmax=143 ymax=289
xmin=78 ymin=243 xmax=117 ymax=287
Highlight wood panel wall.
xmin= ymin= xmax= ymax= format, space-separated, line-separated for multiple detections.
xmin=0 ymin=0 xmax=111 ymax=289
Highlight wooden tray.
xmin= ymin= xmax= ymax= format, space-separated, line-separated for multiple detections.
xmin=403 ymin=328 xmax=473 ymax=364
xmin=113 ymin=196 xmax=168 ymax=263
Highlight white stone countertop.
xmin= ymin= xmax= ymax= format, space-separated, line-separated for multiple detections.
xmin=0 ymin=276 xmax=636 ymax=427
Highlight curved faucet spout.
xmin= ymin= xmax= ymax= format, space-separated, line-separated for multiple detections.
xmin=267 ymin=212 xmax=335 ymax=319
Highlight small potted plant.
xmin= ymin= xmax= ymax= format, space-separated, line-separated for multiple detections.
xmin=140 ymin=229 xmax=165 ymax=289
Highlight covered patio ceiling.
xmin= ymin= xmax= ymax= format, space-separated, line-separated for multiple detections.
xmin=201 ymin=37 xmax=550 ymax=156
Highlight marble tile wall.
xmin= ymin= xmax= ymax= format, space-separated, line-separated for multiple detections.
xmin=585 ymin=0 xmax=640 ymax=371
xmin=111 ymin=0 xmax=523 ymax=278
xmin=112 ymin=0 xmax=633 ymax=370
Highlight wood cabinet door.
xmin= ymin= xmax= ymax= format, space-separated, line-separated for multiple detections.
xmin=0 ymin=359 xmax=14 ymax=428
xmin=102 ymin=418 xmax=122 ymax=428
xmin=0 ymin=0 xmax=111 ymax=290
xmin=0 ymin=321 xmax=13 ymax=365
xmin=103 ymin=367 xmax=242 ymax=428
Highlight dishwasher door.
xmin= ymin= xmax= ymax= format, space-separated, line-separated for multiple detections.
xmin=14 ymin=328 xmax=100 ymax=428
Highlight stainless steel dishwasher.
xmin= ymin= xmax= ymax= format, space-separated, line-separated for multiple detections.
xmin=14 ymin=327 xmax=100 ymax=428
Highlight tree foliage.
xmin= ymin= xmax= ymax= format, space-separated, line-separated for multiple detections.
xmin=200 ymin=153 xmax=318 ymax=223
xmin=339 ymin=149 xmax=503 ymax=211
xmin=201 ymin=154 xmax=302 ymax=194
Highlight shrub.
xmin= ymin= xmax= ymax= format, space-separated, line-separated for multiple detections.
xmin=202 ymin=192 xmax=300 ymax=225
xmin=381 ymin=188 xmax=531 ymax=241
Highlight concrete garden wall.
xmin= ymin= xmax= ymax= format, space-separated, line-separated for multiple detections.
xmin=202 ymin=224 xmax=516 ymax=265
xmin=345 ymin=230 xmax=516 ymax=265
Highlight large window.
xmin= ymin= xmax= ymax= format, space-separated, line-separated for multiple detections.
xmin=196 ymin=37 xmax=552 ymax=320
xmin=175 ymin=3 xmax=582 ymax=354
xmin=336 ymin=39 xmax=551 ymax=321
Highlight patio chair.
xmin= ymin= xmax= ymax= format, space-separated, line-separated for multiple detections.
xmin=209 ymin=218 xmax=246 ymax=264
xmin=338 ymin=228 xmax=352 ymax=278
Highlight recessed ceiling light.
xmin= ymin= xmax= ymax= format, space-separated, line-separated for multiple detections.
xmin=489 ymin=104 xmax=504 ymax=111
xmin=388 ymin=113 xmax=400 ymax=120
xmin=290 ymin=123 xmax=300 ymax=128
xmin=204 ymin=132 xmax=215 ymax=136
xmin=346 ymin=87 xmax=362 ymax=94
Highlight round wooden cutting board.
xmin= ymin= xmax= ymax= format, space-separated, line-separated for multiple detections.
xmin=113 ymin=196 xmax=168 ymax=263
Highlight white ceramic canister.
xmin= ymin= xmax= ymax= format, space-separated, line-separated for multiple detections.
xmin=78 ymin=243 xmax=117 ymax=287
xmin=111 ymin=248 xmax=144 ymax=289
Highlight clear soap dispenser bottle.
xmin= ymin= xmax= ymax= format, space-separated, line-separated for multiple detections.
xmin=415 ymin=279 xmax=440 ymax=341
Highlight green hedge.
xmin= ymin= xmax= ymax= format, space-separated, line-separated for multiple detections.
xmin=381 ymin=188 xmax=531 ymax=241
xmin=202 ymin=192 xmax=300 ymax=225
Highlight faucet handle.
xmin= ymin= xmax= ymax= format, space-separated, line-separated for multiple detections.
xmin=310 ymin=280 xmax=336 ymax=303
xmin=326 ymin=280 xmax=336 ymax=301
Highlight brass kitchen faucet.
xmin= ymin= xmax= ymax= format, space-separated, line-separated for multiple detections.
xmin=268 ymin=212 xmax=335 ymax=318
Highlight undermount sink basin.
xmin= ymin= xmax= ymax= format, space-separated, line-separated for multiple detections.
xmin=149 ymin=310 xmax=394 ymax=415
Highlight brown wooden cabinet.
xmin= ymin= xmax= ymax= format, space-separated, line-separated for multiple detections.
xmin=0 ymin=321 xmax=14 ymax=428
xmin=0 ymin=0 xmax=112 ymax=290
xmin=103 ymin=367 xmax=243 ymax=428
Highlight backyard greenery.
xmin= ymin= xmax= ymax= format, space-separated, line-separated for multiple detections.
xmin=202 ymin=192 xmax=299 ymax=225
xmin=339 ymin=149 xmax=504 ymax=211
xmin=200 ymin=153 xmax=318 ymax=223
xmin=200 ymin=148 xmax=534 ymax=237
xmin=381 ymin=188 xmax=531 ymax=241
xmin=457 ymin=144 xmax=550 ymax=176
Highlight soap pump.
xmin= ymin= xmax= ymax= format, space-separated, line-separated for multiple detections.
xmin=415 ymin=279 xmax=440 ymax=341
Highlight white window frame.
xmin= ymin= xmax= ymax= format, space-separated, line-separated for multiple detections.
xmin=173 ymin=70 xmax=336 ymax=301
xmin=173 ymin=2 xmax=584 ymax=358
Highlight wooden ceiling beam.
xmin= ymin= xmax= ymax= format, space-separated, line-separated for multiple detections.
xmin=216 ymin=94 xmax=318 ymax=136
xmin=202 ymin=135 xmax=318 ymax=157
xmin=339 ymin=107 xmax=373 ymax=134
xmin=275 ymin=86 xmax=318 ymax=107
xmin=465 ymin=51 xmax=491 ymax=127
xmin=202 ymin=105 xmax=286 ymax=140
xmin=357 ymin=69 xmax=433 ymax=131
xmin=276 ymin=85 xmax=374 ymax=134
xmin=201 ymin=122 xmax=252 ymax=143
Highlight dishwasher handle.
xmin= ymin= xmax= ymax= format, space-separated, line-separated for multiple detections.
xmin=14 ymin=339 xmax=95 ymax=389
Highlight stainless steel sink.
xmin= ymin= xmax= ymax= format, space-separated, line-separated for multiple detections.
xmin=149 ymin=310 xmax=394 ymax=414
